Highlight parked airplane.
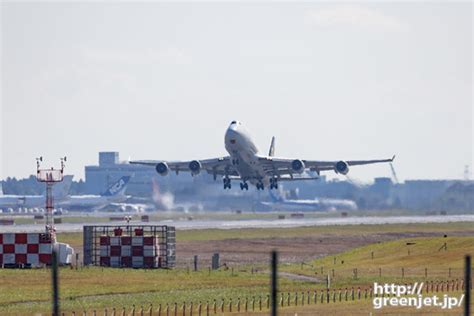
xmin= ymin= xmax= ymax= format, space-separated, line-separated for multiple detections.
xmin=0 ymin=175 xmax=73 ymax=210
xmin=260 ymin=189 xmax=358 ymax=211
xmin=57 ymin=176 xmax=131 ymax=211
xmin=131 ymin=121 xmax=395 ymax=190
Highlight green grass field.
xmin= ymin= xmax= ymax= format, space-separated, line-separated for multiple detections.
xmin=0 ymin=222 xmax=472 ymax=315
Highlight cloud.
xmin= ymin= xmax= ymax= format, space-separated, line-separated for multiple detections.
xmin=305 ymin=5 xmax=405 ymax=31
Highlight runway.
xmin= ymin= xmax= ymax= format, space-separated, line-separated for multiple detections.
xmin=1 ymin=214 xmax=473 ymax=233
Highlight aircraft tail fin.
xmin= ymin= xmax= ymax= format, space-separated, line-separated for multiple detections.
xmin=102 ymin=176 xmax=131 ymax=197
xmin=268 ymin=136 xmax=276 ymax=157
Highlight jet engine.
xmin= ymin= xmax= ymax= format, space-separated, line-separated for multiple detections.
xmin=335 ymin=161 xmax=349 ymax=175
xmin=291 ymin=159 xmax=305 ymax=174
xmin=189 ymin=160 xmax=202 ymax=175
xmin=155 ymin=162 xmax=169 ymax=176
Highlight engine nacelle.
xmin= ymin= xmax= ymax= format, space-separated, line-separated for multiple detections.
xmin=335 ymin=161 xmax=349 ymax=175
xmin=291 ymin=159 xmax=305 ymax=174
xmin=155 ymin=162 xmax=169 ymax=176
xmin=189 ymin=160 xmax=202 ymax=175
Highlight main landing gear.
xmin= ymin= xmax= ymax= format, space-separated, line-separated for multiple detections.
xmin=223 ymin=178 xmax=231 ymax=189
xmin=240 ymin=182 xmax=249 ymax=190
xmin=269 ymin=178 xmax=278 ymax=190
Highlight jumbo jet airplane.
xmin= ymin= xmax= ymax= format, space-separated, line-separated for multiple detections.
xmin=131 ymin=121 xmax=395 ymax=190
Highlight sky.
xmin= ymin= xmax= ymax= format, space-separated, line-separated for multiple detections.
xmin=1 ymin=2 xmax=472 ymax=182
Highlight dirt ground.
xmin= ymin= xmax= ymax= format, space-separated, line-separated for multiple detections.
xmin=176 ymin=231 xmax=472 ymax=268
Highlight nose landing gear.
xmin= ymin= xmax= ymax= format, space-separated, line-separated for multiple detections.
xmin=240 ymin=182 xmax=249 ymax=190
xmin=256 ymin=182 xmax=264 ymax=190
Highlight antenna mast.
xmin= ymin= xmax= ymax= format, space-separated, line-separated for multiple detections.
xmin=36 ymin=157 xmax=66 ymax=243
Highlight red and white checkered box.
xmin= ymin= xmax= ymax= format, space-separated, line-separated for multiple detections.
xmin=0 ymin=233 xmax=52 ymax=267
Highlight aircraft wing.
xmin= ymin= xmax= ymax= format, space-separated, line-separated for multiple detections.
xmin=258 ymin=155 xmax=395 ymax=177
xmin=130 ymin=156 xmax=239 ymax=179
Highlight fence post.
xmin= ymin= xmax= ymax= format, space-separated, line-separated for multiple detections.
xmin=246 ymin=297 xmax=249 ymax=311
xmin=221 ymin=299 xmax=224 ymax=313
xmin=213 ymin=300 xmax=216 ymax=314
xmin=229 ymin=298 xmax=232 ymax=313
xmin=465 ymin=255 xmax=471 ymax=316
xmin=198 ymin=302 xmax=201 ymax=316
xmin=379 ymin=267 xmax=382 ymax=277
xmin=237 ymin=298 xmax=240 ymax=312
xmin=402 ymin=267 xmax=404 ymax=278
xmin=266 ymin=294 xmax=270 ymax=309
xmin=307 ymin=291 xmax=310 ymax=305
xmin=287 ymin=293 xmax=290 ymax=306
xmin=259 ymin=296 xmax=262 ymax=311
xmin=295 ymin=292 xmax=298 ymax=306
xmin=190 ymin=302 xmax=193 ymax=316
xmin=252 ymin=297 xmax=255 ymax=311
xmin=182 ymin=302 xmax=185 ymax=316
xmin=206 ymin=301 xmax=209 ymax=316
xmin=174 ymin=303 xmax=177 ymax=316
xmin=52 ymin=250 xmax=60 ymax=316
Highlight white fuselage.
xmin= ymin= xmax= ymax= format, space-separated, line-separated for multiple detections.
xmin=57 ymin=194 xmax=128 ymax=211
xmin=224 ymin=122 xmax=269 ymax=186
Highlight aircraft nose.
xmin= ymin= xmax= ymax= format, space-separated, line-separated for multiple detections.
xmin=225 ymin=126 xmax=239 ymax=145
